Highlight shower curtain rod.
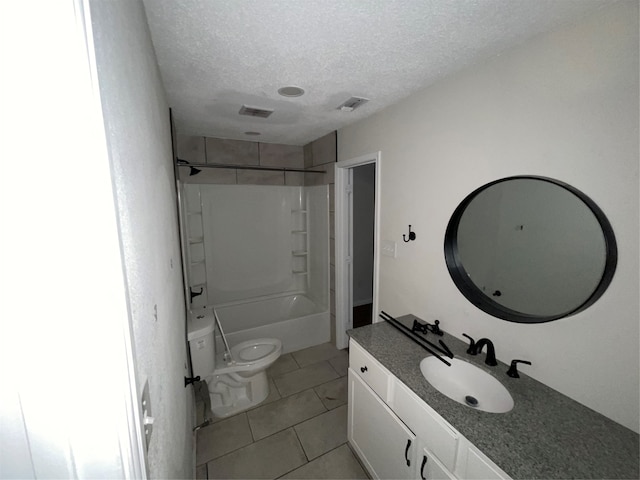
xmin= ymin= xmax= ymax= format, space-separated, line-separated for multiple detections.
xmin=176 ymin=159 xmax=326 ymax=174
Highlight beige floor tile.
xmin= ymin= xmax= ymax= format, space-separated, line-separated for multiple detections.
xmin=314 ymin=376 xmax=348 ymax=410
xmin=281 ymin=444 xmax=369 ymax=479
xmin=268 ymin=353 xmax=300 ymax=377
xmin=328 ymin=350 xmax=349 ymax=376
xmin=274 ymin=361 xmax=339 ymax=397
xmin=292 ymin=343 xmax=344 ymax=368
xmin=196 ymin=413 xmax=253 ymax=464
xmin=207 ymin=428 xmax=306 ymax=479
xmin=247 ymin=389 xmax=326 ymax=441
xmin=294 ymin=405 xmax=348 ymax=460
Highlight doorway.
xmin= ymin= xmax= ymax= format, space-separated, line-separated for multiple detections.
xmin=335 ymin=152 xmax=381 ymax=349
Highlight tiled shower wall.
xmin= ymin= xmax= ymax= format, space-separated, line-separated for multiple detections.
xmin=177 ymin=135 xmax=304 ymax=185
xmin=176 ymin=132 xmax=338 ymax=342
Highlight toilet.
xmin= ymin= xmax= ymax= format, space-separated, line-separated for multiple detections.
xmin=187 ymin=306 xmax=282 ymax=418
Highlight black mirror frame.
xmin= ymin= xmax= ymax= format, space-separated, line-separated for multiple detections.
xmin=444 ymin=175 xmax=618 ymax=323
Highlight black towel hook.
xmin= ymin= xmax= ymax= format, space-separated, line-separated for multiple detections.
xmin=403 ymin=225 xmax=416 ymax=242
xmin=189 ymin=287 xmax=204 ymax=302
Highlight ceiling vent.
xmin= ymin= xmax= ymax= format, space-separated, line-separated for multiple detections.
xmin=239 ymin=105 xmax=274 ymax=118
xmin=337 ymin=96 xmax=369 ymax=112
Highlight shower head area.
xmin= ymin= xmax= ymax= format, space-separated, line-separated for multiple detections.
xmin=180 ymin=183 xmax=330 ymax=353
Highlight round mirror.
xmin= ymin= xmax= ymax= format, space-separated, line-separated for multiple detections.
xmin=444 ymin=176 xmax=617 ymax=323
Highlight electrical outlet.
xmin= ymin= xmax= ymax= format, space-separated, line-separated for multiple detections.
xmin=381 ymin=240 xmax=397 ymax=258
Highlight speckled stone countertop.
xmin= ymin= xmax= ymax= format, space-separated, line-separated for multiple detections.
xmin=348 ymin=318 xmax=639 ymax=479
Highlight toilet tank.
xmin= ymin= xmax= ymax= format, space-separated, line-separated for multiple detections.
xmin=187 ymin=307 xmax=216 ymax=378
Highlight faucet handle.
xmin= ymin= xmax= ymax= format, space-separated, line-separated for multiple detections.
xmin=507 ymin=359 xmax=532 ymax=378
xmin=462 ymin=333 xmax=476 ymax=354
xmin=429 ymin=320 xmax=443 ymax=336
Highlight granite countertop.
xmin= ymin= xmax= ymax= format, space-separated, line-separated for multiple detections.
xmin=348 ymin=318 xmax=639 ymax=480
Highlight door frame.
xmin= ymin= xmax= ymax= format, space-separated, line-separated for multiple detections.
xmin=335 ymin=152 xmax=381 ymax=349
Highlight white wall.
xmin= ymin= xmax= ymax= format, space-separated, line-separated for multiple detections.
xmin=339 ymin=1 xmax=639 ymax=432
xmin=89 ymin=0 xmax=194 ymax=476
xmin=1 ymin=0 xmax=157 ymax=476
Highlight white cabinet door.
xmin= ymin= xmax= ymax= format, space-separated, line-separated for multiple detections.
xmin=348 ymin=370 xmax=416 ymax=480
xmin=461 ymin=444 xmax=510 ymax=480
xmin=392 ymin=379 xmax=459 ymax=471
xmin=417 ymin=447 xmax=456 ymax=480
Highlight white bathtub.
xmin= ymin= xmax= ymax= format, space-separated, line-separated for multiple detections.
xmin=212 ymin=293 xmax=330 ymax=354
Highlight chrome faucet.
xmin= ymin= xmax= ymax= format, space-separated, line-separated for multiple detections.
xmin=471 ymin=338 xmax=498 ymax=366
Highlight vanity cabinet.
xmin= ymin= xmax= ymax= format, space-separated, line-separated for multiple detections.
xmin=418 ymin=447 xmax=455 ymax=480
xmin=349 ymin=371 xmax=416 ymax=479
xmin=348 ymin=339 xmax=510 ymax=480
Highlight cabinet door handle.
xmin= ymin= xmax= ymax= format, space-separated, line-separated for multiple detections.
xmin=420 ymin=455 xmax=428 ymax=479
xmin=360 ymin=366 xmax=368 ymax=373
xmin=404 ymin=439 xmax=412 ymax=466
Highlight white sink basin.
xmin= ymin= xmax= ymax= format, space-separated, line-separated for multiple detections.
xmin=420 ymin=356 xmax=514 ymax=413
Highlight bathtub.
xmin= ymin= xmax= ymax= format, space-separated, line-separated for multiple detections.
xmin=212 ymin=293 xmax=330 ymax=354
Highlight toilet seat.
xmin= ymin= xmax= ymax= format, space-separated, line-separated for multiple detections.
xmin=231 ymin=338 xmax=281 ymax=364
xmin=213 ymin=338 xmax=282 ymax=375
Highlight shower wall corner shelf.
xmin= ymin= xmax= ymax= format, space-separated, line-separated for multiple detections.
xmin=290 ymin=196 xmax=309 ymax=283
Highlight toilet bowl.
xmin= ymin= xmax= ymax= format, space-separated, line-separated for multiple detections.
xmin=187 ymin=306 xmax=282 ymax=418
xmin=214 ymin=338 xmax=282 ymax=377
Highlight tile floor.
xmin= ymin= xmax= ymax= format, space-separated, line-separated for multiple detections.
xmin=195 ymin=343 xmax=369 ymax=480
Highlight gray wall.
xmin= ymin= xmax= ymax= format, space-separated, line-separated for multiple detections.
xmin=339 ymin=1 xmax=639 ymax=432
xmin=90 ymin=0 xmax=194 ymax=476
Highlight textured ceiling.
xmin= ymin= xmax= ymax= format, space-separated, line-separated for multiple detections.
xmin=143 ymin=0 xmax=612 ymax=145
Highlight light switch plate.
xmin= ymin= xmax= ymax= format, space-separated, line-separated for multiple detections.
xmin=381 ymin=240 xmax=397 ymax=258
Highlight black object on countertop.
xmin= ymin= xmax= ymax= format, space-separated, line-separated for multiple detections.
xmin=507 ymin=359 xmax=532 ymax=378
xmin=412 ymin=318 xmax=444 ymax=336
xmin=470 ymin=338 xmax=498 ymax=366
xmin=380 ymin=311 xmax=453 ymax=366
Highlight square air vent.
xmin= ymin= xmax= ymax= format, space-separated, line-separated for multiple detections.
xmin=239 ymin=105 xmax=274 ymax=118
xmin=337 ymin=96 xmax=369 ymax=112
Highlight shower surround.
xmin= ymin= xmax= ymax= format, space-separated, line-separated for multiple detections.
xmin=182 ymin=183 xmax=330 ymax=353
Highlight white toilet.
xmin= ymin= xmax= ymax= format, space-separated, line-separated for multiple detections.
xmin=188 ymin=306 xmax=282 ymax=418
